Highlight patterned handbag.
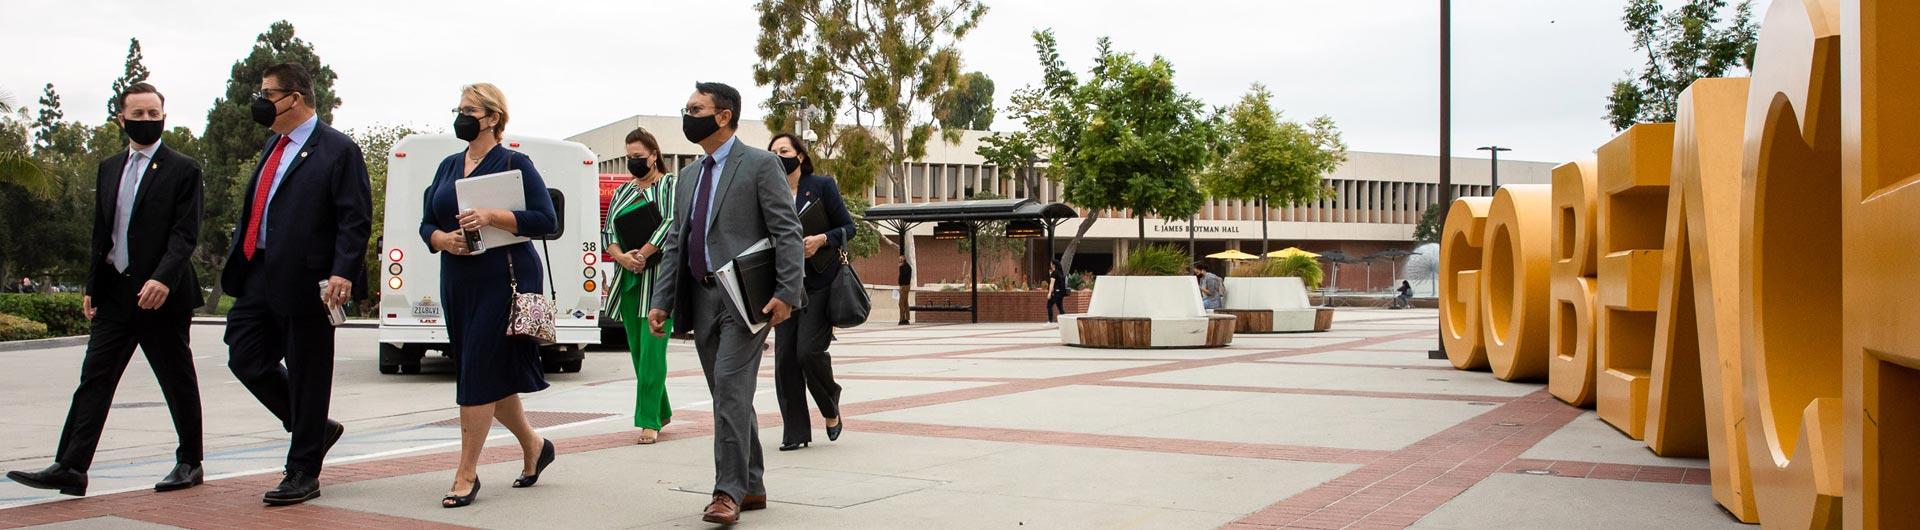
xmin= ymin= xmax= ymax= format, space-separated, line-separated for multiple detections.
xmin=505 ymin=253 xmax=557 ymax=345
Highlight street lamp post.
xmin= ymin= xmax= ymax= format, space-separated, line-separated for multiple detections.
xmin=1477 ymin=145 xmax=1511 ymax=191
xmin=1431 ymin=0 xmax=1452 ymax=361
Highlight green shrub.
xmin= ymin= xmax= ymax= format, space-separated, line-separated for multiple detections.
xmin=1229 ymin=255 xmax=1325 ymax=290
xmin=1112 ymin=244 xmax=1191 ymax=276
xmin=0 ymin=293 xmax=89 ymax=336
xmin=0 ymin=312 xmax=51 ymax=342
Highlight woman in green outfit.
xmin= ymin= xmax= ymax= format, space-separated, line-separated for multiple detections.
xmin=604 ymin=127 xmax=677 ymax=444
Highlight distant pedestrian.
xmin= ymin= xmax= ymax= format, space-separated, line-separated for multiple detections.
xmin=1046 ymin=260 xmax=1069 ymax=323
xmin=897 ymin=254 xmax=913 ymax=325
xmin=1195 ymin=263 xmax=1225 ymax=310
xmin=1391 ymin=280 xmax=1413 ymax=309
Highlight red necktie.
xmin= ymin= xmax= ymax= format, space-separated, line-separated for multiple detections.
xmin=243 ymin=136 xmax=294 ymax=260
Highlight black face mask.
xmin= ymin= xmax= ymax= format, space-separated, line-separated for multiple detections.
xmin=453 ymin=113 xmax=483 ymax=142
xmin=124 ymin=119 xmax=165 ymax=146
xmin=682 ymin=112 xmax=723 ymax=143
xmin=778 ymin=155 xmax=802 ymax=175
xmin=628 ymin=157 xmax=653 ymax=178
xmin=249 ymin=95 xmax=288 ymax=127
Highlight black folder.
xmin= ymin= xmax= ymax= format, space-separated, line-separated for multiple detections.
xmin=728 ymin=244 xmax=780 ymax=325
xmin=613 ymin=205 xmax=665 ymax=269
xmin=798 ymin=201 xmax=835 ymax=273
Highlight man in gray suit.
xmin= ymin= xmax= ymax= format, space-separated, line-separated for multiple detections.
xmin=649 ymin=81 xmax=805 ymax=525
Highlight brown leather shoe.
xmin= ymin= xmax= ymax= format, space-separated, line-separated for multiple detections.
xmin=741 ymin=494 xmax=767 ymax=510
xmin=703 ymin=493 xmax=741 ymax=524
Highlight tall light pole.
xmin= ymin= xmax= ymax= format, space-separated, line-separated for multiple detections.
xmin=1430 ymin=0 xmax=1452 ymax=361
xmin=1477 ymin=145 xmax=1511 ymax=191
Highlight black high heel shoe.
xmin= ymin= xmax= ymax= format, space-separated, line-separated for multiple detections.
xmin=826 ymin=419 xmax=844 ymax=442
xmin=441 ymin=478 xmax=480 ymax=508
xmin=512 ymin=439 xmax=555 ymax=488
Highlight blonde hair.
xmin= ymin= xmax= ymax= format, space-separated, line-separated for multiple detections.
xmin=461 ymin=83 xmax=510 ymax=140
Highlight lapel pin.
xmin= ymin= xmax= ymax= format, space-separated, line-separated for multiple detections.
xmin=300 ymin=151 xmax=309 ymax=158
xmin=150 ymin=162 xmax=159 ymax=171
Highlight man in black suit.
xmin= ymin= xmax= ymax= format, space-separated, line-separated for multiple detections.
xmin=6 ymin=83 xmax=205 ymax=496
xmin=220 ymin=63 xmax=370 ymax=506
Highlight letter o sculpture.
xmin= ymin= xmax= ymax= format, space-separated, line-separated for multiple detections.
xmin=1481 ymin=185 xmax=1554 ymax=381
xmin=1439 ymin=197 xmax=1494 ymax=370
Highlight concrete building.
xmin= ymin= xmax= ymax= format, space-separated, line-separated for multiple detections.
xmin=568 ymin=115 xmax=1555 ymax=293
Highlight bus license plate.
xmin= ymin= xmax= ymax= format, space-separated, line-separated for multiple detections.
xmin=411 ymin=298 xmax=443 ymax=318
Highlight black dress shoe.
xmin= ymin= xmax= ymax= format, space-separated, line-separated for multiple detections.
xmin=826 ymin=419 xmax=844 ymax=442
xmin=323 ymin=420 xmax=346 ymax=456
xmin=154 ymin=462 xmax=203 ymax=492
xmin=778 ymin=442 xmax=808 ymax=451
xmin=7 ymin=464 xmax=86 ymax=496
xmin=263 ymin=470 xmax=321 ymax=506
xmin=441 ymin=477 xmax=480 ymax=508
xmin=512 ymin=438 xmax=555 ymax=488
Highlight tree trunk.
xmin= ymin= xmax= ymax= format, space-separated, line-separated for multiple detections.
xmin=1136 ymin=214 xmax=1146 ymax=244
xmin=1024 ymin=162 xmax=1041 ymax=200
xmin=201 ymin=260 xmax=225 ymax=314
xmin=1260 ymin=196 xmax=1270 ymax=255
xmin=1059 ymin=209 xmax=1102 ymax=277
xmin=890 ymin=123 xmax=916 ymax=289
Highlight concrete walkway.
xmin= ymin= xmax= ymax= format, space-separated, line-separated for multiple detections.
xmin=0 ymin=309 xmax=1748 ymax=529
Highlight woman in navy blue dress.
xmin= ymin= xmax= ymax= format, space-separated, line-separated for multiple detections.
xmin=417 ymin=83 xmax=556 ymax=508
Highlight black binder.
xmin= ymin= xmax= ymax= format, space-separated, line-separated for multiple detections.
xmin=798 ymin=201 xmax=835 ymax=273
xmin=729 ymin=244 xmax=779 ymax=325
xmin=613 ymin=204 xmax=665 ymax=269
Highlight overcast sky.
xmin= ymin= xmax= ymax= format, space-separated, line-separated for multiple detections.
xmin=0 ymin=0 xmax=1766 ymax=164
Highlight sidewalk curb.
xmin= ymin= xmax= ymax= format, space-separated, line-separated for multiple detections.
xmin=190 ymin=316 xmax=378 ymax=329
xmin=0 ymin=335 xmax=89 ymax=352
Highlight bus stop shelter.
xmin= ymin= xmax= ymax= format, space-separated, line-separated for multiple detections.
xmin=861 ymin=198 xmax=1079 ymax=323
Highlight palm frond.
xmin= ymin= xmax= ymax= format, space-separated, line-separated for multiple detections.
xmin=0 ymin=153 xmax=55 ymax=197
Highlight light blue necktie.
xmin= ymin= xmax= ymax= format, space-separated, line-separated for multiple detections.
xmin=110 ymin=152 xmax=144 ymax=273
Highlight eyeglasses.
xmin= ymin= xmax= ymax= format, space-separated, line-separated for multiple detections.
xmin=451 ymin=106 xmax=488 ymax=117
xmin=252 ymin=88 xmax=294 ymax=100
xmin=682 ymin=105 xmax=730 ymax=117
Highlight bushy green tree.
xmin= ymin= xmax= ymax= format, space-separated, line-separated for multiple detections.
xmin=989 ymin=29 xmax=1095 ymax=273
xmin=1199 ymin=84 xmax=1343 ymax=254
xmin=1061 ymin=38 xmax=1214 ymax=244
xmin=107 ymin=38 xmax=151 ymax=119
xmin=0 ymin=90 xmax=52 ymax=198
xmin=1605 ymin=0 xmax=1758 ymax=130
xmin=936 ymin=71 xmax=995 ymax=131
xmin=753 ymin=0 xmax=990 ymax=279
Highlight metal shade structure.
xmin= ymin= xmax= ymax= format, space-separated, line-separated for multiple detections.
xmin=861 ymin=198 xmax=1080 ymax=323
xmin=1367 ymin=248 xmax=1416 ymax=284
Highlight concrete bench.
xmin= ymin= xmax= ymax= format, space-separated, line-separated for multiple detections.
xmin=1219 ymin=277 xmax=1329 ymax=333
xmin=1059 ymin=276 xmax=1234 ymax=348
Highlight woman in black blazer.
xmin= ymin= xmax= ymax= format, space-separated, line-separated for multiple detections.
xmin=768 ymin=133 xmax=855 ymax=451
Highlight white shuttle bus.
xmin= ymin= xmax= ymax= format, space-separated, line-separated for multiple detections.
xmin=375 ymin=134 xmax=606 ymax=374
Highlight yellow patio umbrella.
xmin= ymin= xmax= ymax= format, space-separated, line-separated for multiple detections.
xmin=1267 ymin=247 xmax=1320 ymax=259
xmin=1205 ymin=249 xmax=1259 ymax=260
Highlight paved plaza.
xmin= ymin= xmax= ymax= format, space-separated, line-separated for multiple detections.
xmin=0 ymin=309 xmax=1748 ymax=529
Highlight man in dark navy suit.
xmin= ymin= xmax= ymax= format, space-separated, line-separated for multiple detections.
xmin=7 ymin=83 xmax=205 ymax=497
xmin=220 ymin=63 xmax=371 ymax=506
